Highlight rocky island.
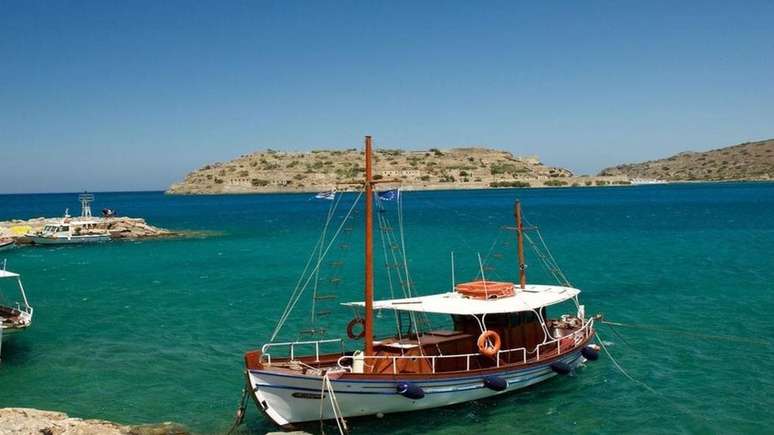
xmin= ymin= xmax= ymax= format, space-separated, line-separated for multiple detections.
xmin=599 ymin=138 xmax=774 ymax=181
xmin=167 ymin=147 xmax=629 ymax=194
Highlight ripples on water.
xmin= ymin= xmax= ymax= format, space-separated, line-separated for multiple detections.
xmin=0 ymin=183 xmax=772 ymax=434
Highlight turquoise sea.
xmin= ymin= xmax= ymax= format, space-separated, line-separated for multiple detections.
xmin=1 ymin=183 xmax=773 ymax=434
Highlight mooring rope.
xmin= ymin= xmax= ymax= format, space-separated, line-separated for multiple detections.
xmin=601 ymin=320 xmax=771 ymax=346
xmin=320 ymin=372 xmax=348 ymax=435
xmin=594 ymin=331 xmax=707 ymax=423
xmin=225 ymin=386 xmax=249 ymax=435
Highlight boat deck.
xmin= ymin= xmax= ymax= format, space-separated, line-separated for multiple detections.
xmin=246 ymin=319 xmax=594 ymax=378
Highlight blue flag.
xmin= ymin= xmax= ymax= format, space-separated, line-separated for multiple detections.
xmin=377 ymin=189 xmax=400 ymax=201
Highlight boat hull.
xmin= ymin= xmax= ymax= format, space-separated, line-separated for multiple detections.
xmin=0 ymin=326 xmax=28 ymax=339
xmin=0 ymin=242 xmax=15 ymax=251
xmin=28 ymin=234 xmax=110 ymax=245
xmin=247 ymin=349 xmax=586 ymax=426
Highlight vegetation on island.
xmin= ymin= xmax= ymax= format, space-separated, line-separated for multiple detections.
xmin=166 ymin=147 xmax=588 ymax=194
xmin=599 ymin=139 xmax=774 ymax=181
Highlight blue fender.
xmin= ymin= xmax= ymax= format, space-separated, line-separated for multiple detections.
xmin=396 ymin=382 xmax=425 ymax=399
xmin=581 ymin=346 xmax=599 ymax=361
xmin=483 ymin=375 xmax=508 ymax=391
xmin=550 ymin=361 xmax=572 ymax=375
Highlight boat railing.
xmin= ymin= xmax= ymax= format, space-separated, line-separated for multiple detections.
xmin=537 ymin=318 xmax=594 ymax=360
xmin=336 ymin=318 xmax=594 ymax=374
xmin=261 ymin=338 xmax=345 ymax=365
xmin=336 ymin=346 xmax=527 ymax=375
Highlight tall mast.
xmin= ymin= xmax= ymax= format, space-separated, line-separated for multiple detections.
xmin=364 ymin=136 xmax=374 ymax=356
xmin=515 ymin=200 xmax=526 ymax=289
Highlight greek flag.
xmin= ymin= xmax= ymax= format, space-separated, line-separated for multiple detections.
xmin=377 ymin=189 xmax=400 ymax=201
xmin=314 ymin=190 xmax=335 ymax=200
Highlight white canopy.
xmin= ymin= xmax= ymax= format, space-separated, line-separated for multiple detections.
xmin=343 ymin=284 xmax=580 ymax=315
xmin=0 ymin=270 xmax=19 ymax=279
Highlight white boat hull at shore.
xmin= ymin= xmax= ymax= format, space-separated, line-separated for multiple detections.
xmin=27 ymin=234 xmax=110 ymax=245
xmin=247 ymin=350 xmax=586 ymax=426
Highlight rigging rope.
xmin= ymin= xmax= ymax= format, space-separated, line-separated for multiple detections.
xmin=311 ymin=193 xmax=343 ymax=322
xmin=376 ymin=208 xmax=403 ymax=341
xmin=475 ymin=229 xmax=505 ymax=282
xmin=396 ymin=192 xmax=430 ymax=345
xmin=270 ymin=192 xmax=363 ymax=342
xmin=519 ymin=213 xmax=572 ymax=288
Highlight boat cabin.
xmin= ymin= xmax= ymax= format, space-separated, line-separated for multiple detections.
xmin=343 ymin=281 xmax=586 ymax=374
xmin=41 ymin=220 xmax=102 ymax=236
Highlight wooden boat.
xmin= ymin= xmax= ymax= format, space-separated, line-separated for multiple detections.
xmin=242 ymin=136 xmax=599 ymax=428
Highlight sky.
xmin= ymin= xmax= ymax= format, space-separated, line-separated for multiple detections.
xmin=1 ymin=1 xmax=773 ymax=193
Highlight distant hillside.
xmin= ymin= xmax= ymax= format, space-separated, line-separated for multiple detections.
xmin=166 ymin=147 xmax=578 ymax=194
xmin=599 ymin=139 xmax=774 ymax=181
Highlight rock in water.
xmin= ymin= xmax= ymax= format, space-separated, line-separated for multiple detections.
xmin=0 ymin=408 xmax=189 ymax=435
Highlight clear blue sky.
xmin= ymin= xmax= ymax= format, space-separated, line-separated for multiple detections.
xmin=1 ymin=1 xmax=773 ymax=193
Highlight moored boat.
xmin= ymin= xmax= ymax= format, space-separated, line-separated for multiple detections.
xmin=26 ymin=219 xmax=111 ymax=245
xmin=26 ymin=193 xmax=111 ymax=245
xmin=0 ymin=263 xmax=33 ymax=339
xmin=0 ymin=238 xmax=15 ymax=252
xmin=242 ymin=136 xmax=600 ymax=429
xmin=630 ymin=178 xmax=667 ymax=185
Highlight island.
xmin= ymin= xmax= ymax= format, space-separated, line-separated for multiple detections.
xmin=167 ymin=147 xmax=629 ymax=194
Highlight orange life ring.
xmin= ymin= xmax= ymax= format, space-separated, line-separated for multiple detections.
xmin=477 ymin=330 xmax=501 ymax=358
xmin=455 ymin=280 xmax=515 ymax=299
xmin=347 ymin=318 xmax=365 ymax=339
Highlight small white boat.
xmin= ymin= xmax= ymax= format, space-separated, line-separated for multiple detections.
xmin=27 ymin=219 xmax=111 ymax=245
xmin=0 ymin=239 xmax=15 ymax=252
xmin=630 ymin=178 xmax=667 ymax=185
xmin=26 ymin=193 xmax=111 ymax=245
xmin=0 ymin=264 xmax=33 ymax=338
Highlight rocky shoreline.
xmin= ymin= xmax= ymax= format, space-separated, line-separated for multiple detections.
xmin=168 ymin=175 xmax=634 ymax=195
xmin=0 ymin=408 xmax=188 ymax=435
xmin=0 ymin=216 xmax=177 ymax=245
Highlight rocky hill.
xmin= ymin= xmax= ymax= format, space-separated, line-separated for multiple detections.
xmin=599 ymin=139 xmax=774 ymax=181
xmin=167 ymin=147 xmax=578 ymax=194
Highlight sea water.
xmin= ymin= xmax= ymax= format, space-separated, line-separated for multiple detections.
xmin=0 ymin=183 xmax=772 ymax=434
